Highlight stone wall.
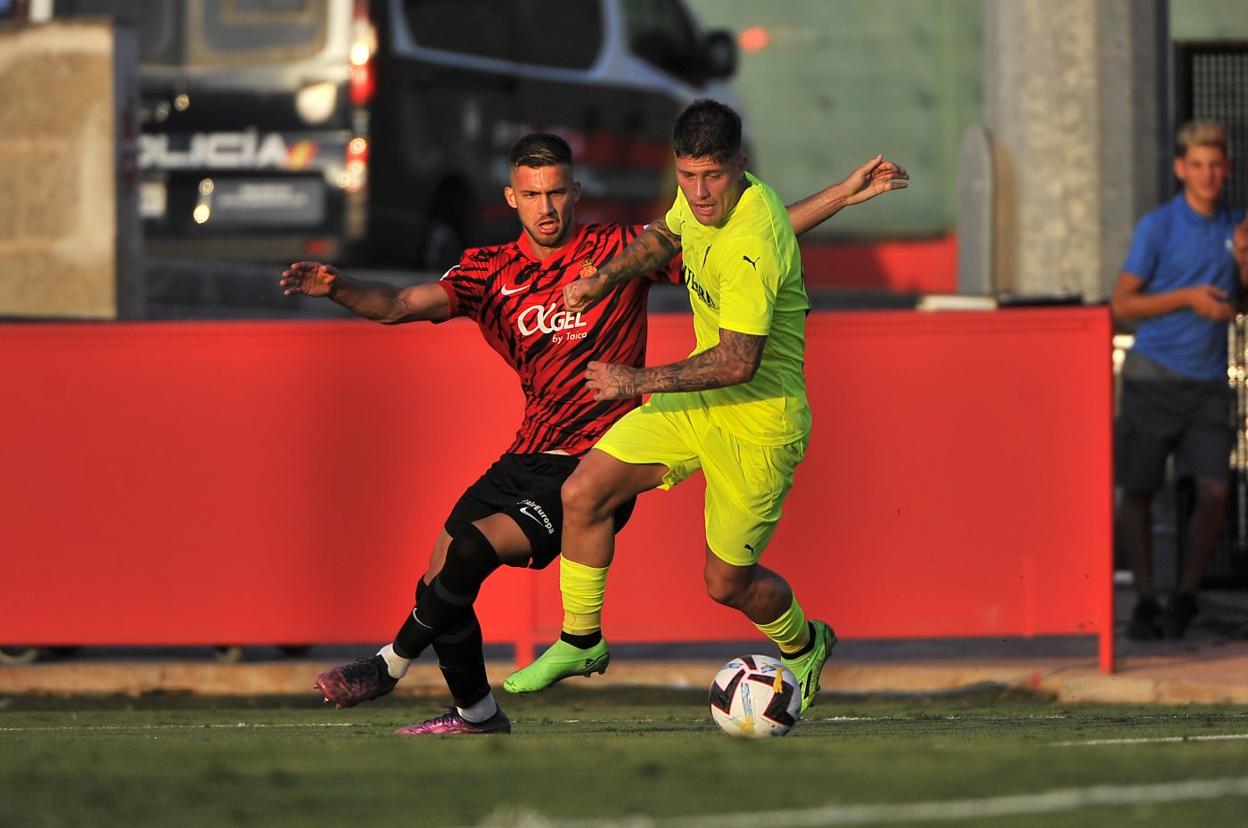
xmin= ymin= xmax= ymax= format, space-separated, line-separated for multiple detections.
xmin=0 ymin=20 xmax=141 ymax=319
xmin=959 ymin=0 xmax=1166 ymax=301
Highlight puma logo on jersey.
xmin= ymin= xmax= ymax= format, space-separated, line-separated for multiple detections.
xmin=742 ymin=254 xmax=759 ymax=269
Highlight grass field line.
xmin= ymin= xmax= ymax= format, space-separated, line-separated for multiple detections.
xmin=0 ymin=722 xmax=357 ymax=732
xmin=486 ymin=776 xmax=1248 ymax=828
xmin=1050 ymin=733 xmax=1248 ymax=747
xmin=934 ymin=712 xmax=1248 ymax=720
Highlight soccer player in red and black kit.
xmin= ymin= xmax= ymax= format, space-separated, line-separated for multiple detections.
xmin=280 ymin=134 xmax=907 ymax=735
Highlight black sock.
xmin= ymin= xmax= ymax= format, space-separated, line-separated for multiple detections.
xmin=560 ymin=630 xmax=602 ymax=648
xmin=392 ymin=580 xmax=431 ymax=660
xmin=392 ymin=609 xmax=434 ymax=660
xmin=433 ymin=613 xmax=491 ymax=708
xmin=393 ymin=578 xmax=477 ymax=659
xmin=394 ymin=524 xmax=501 ymax=659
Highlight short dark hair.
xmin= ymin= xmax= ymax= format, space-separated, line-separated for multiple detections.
xmin=510 ymin=134 xmax=573 ymax=169
xmin=672 ymin=99 xmax=741 ymax=162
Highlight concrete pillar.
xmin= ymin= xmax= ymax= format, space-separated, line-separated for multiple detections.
xmin=958 ymin=0 xmax=1166 ymax=301
xmin=956 ymin=125 xmax=995 ymax=295
xmin=0 ymin=20 xmax=143 ymax=319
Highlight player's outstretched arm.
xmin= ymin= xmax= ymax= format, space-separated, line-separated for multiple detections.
xmin=584 ymin=329 xmax=764 ymax=400
xmin=564 ymin=220 xmax=681 ymax=313
xmin=787 ymin=155 xmax=909 ymax=236
xmin=280 ymin=261 xmax=450 ymax=324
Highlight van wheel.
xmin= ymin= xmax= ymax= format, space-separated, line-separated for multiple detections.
xmin=48 ymin=647 xmax=81 ymax=658
xmin=278 ymin=645 xmax=311 ymax=657
xmin=0 ymin=647 xmax=41 ymax=665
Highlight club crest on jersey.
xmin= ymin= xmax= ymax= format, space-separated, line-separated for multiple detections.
xmin=578 ymin=259 xmax=598 ymax=278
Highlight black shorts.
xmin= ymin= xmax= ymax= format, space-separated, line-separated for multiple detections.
xmin=444 ymin=453 xmax=637 ymax=569
xmin=1115 ymin=351 xmax=1233 ymax=493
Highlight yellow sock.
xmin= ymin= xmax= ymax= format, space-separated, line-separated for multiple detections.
xmin=560 ymin=556 xmax=609 ymax=635
xmin=756 ymin=596 xmax=810 ymax=656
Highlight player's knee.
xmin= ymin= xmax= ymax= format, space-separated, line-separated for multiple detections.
xmin=704 ymin=570 xmax=750 ymax=608
xmin=424 ymin=532 xmax=452 ymax=583
xmin=441 ymin=521 xmax=502 ymax=597
xmin=561 ymin=470 xmax=612 ymax=523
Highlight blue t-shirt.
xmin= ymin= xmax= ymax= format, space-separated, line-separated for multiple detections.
xmin=1122 ymin=194 xmax=1245 ymax=381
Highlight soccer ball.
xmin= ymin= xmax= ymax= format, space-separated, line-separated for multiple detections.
xmin=708 ymin=654 xmax=801 ymax=738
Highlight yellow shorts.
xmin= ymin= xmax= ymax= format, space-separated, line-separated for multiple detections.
xmin=594 ymin=391 xmax=807 ymax=566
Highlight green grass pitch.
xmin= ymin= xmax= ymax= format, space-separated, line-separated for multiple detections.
xmin=4 ymin=687 xmax=1248 ymax=827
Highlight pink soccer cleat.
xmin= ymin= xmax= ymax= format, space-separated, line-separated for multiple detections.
xmin=315 ymin=656 xmax=398 ymax=709
xmin=394 ymin=708 xmax=511 ymax=736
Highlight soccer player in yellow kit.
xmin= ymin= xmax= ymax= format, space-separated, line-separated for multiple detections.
xmin=506 ymin=100 xmax=903 ymax=712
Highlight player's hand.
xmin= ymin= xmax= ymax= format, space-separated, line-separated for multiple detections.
xmin=585 ymin=360 xmax=640 ymax=400
xmin=842 ymin=155 xmax=909 ymax=206
xmin=565 ymin=275 xmax=609 ymax=314
xmin=1188 ymin=284 xmax=1235 ymax=321
xmin=280 ymin=261 xmax=338 ymax=297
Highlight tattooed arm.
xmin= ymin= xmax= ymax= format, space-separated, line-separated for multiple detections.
xmin=564 ymin=219 xmax=681 ymax=313
xmin=584 ymin=329 xmax=765 ymax=400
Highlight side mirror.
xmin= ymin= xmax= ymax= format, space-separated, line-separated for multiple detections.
xmin=701 ymin=30 xmax=737 ymax=80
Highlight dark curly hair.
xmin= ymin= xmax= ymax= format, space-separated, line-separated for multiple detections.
xmin=672 ymin=99 xmax=741 ymax=162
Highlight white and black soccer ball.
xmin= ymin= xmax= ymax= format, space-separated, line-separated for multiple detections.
xmin=708 ymin=654 xmax=801 ymax=738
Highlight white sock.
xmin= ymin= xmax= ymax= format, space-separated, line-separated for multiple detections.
xmin=458 ymin=692 xmax=498 ymax=723
xmin=377 ymin=644 xmax=410 ymax=680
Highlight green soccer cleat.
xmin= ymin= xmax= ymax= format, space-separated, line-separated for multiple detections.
xmin=781 ymin=620 xmax=837 ymax=714
xmin=503 ymin=638 xmax=610 ymax=694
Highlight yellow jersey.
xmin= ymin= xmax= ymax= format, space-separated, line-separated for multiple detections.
xmin=664 ymin=171 xmax=811 ymax=445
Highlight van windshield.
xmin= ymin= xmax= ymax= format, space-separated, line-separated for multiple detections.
xmin=61 ymin=0 xmax=328 ymax=68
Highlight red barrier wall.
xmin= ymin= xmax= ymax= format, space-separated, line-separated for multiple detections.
xmin=801 ymin=234 xmax=958 ymax=293
xmin=0 ymin=308 xmax=1113 ymax=671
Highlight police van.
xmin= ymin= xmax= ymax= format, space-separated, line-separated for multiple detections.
xmin=53 ymin=0 xmax=739 ymax=269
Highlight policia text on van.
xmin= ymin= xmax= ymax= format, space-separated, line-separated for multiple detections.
xmin=59 ymin=0 xmax=739 ymax=269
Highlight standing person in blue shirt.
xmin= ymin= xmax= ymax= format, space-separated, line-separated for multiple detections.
xmin=1111 ymin=119 xmax=1248 ymax=640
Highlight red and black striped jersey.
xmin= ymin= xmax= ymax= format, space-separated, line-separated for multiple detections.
xmin=438 ymin=223 xmax=682 ymax=457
